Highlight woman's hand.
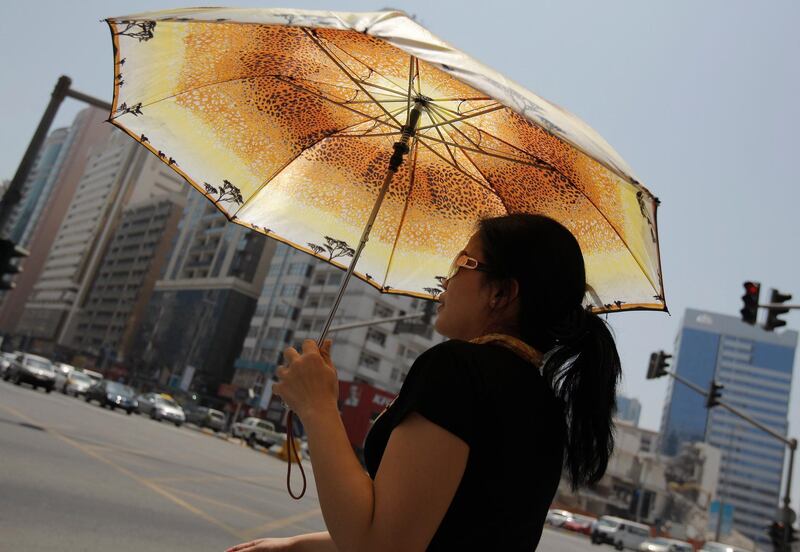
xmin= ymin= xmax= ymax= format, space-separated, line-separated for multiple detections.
xmin=225 ymin=536 xmax=294 ymax=551
xmin=273 ymin=339 xmax=338 ymax=421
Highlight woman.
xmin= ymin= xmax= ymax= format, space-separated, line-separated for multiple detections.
xmin=227 ymin=214 xmax=621 ymax=552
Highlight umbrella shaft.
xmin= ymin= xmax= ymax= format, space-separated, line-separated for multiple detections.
xmin=316 ymin=102 xmax=423 ymax=346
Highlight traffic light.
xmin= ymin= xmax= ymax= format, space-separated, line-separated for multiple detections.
xmin=421 ymin=300 xmax=436 ymax=325
xmin=705 ymin=380 xmax=724 ymax=409
xmin=768 ymin=521 xmax=783 ymax=551
xmin=764 ymin=289 xmax=792 ymax=331
xmin=646 ymin=351 xmax=672 ymax=379
xmin=740 ymin=281 xmax=761 ymax=324
xmin=0 ymin=238 xmax=29 ymax=291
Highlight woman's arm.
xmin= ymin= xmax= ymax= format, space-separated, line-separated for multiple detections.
xmin=303 ymin=407 xmax=468 ymax=552
xmin=289 ymin=531 xmax=338 ymax=552
xmin=273 ymin=340 xmax=469 ymax=552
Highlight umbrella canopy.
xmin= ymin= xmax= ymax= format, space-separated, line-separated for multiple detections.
xmin=105 ymin=7 xmax=665 ymax=314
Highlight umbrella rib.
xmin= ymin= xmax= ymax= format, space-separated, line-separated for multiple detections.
xmin=381 ymin=139 xmax=419 ymax=290
xmin=315 ymin=30 xmax=410 ymax=98
xmin=427 ymin=109 xmax=659 ymax=293
xmin=424 ymin=105 xmax=499 ymax=192
xmin=302 ymin=28 xmax=405 ymax=129
xmin=422 ymin=104 xmax=462 ymax=171
xmin=416 ymin=104 xmax=505 ymax=131
xmin=415 ymin=137 xmax=501 ymax=198
xmin=424 ymin=110 xmax=659 ymax=295
xmin=231 ymin=111 xmax=404 ymax=221
xmin=274 ymin=76 xmax=402 ymax=131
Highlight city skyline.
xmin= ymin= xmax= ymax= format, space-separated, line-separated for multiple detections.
xmin=2 ymin=0 xmax=799 ymax=507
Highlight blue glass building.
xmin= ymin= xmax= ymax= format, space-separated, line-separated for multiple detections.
xmin=659 ymin=308 xmax=797 ymax=547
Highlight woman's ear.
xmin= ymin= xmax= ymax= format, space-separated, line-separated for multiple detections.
xmin=492 ymin=278 xmax=520 ymax=309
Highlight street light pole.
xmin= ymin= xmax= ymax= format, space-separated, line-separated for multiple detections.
xmin=0 ymin=75 xmax=112 ymax=233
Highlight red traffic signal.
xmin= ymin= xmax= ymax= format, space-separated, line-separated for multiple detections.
xmin=740 ymin=281 xmax=761 ymax=325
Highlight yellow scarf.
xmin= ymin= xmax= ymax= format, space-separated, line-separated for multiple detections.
xmin=469 ymin=333 xmax=543 ymax=367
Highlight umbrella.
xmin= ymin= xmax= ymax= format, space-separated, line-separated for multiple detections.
xmin=105 ymin=8 xmax=666 ymax=498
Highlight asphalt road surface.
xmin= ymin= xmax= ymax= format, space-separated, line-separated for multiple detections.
xmin=0 ymin=378 xmax=599 ymax=551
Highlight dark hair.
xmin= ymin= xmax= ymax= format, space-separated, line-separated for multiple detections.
xmin=477 ymin=213 xmax=621 ymax=491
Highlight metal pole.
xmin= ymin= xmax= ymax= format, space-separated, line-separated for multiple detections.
xmin=0 ymin=75 xmax=72 ymax=232
xmin=326 ymin=311 xmax=424 ymax=333
xmin=667 ymin=369 xmax=796 ymax=546
xmin=783 ymin=440 xmax=796 ymax=552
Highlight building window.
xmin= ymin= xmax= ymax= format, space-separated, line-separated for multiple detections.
xmin=359 ymin=352 xmax=380 ymax=371
xmin=366 ymin=328 xmax=387 ymax=347
xmin=288 ymin=263 xmax=310 ymax=276
xmin=391 ymin=367 xmax=400 ymax=381
xmin=314 ymin=273 xmax=326 ymax=285
xmin=321 ymin=295 xmax=335 ymax=308
xmin=307 ymin=295 xmax=320 ymax=309
xmin=327 ymin=272 xmax=343 ymax=286
xmin=373 ymin=304 xmax=393 ymax=318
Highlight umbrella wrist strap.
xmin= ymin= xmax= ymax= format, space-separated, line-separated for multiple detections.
xmin=286 ymin=411 xmax=307 ymax=499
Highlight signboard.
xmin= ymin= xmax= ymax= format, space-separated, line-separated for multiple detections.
xmin=180 ymin=365 xmax=195 ymax=391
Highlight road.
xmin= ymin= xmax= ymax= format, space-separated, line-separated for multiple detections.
xmin=0 ymin=378 xmax=599 ymax=551
xmin=0 ymin=379 xmax=325 ymax=551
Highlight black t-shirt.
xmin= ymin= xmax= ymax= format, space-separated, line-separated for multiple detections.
xmin=363 ymin=339 xmax=566 ymax=551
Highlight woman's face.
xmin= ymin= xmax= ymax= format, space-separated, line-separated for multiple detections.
xmin=435 ymin=232 xmax=504 ymax=341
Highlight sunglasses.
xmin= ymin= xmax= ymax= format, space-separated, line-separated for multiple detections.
xmin=445 ymin=252 xmax=492 ymax=282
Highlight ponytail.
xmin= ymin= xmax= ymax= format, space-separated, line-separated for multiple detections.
xmin=541 ymin=311 xmax=621 ymax=491
xmin=477 ymin=213 xmax=622 ymax=492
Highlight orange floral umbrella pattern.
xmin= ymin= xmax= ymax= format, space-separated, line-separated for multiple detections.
xmin=105 ymin=8 xmax=665 ymax=313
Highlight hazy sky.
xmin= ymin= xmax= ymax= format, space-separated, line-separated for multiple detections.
xmin=2 ymin=0 xmax=799 ymax=504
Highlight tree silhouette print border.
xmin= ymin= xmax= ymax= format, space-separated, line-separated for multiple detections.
xmin=204 ymin=180 xmax=244 ymax=206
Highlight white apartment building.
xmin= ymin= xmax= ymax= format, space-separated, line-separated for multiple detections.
xmin=17 ymin=131 xmax=185 ymax=350
xmin=238 ymin=242 xmax=444 ymax=401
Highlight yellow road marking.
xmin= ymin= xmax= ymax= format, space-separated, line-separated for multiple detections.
xmin=241 ymin=507 xmax=323 ymax=540
xmin=161 ymin=486 xmax=267 ymax=518
xmin=0 ymin=403 xmax=246 ymax=540
xmin=145 ymin=473 xmax=281 ymax=485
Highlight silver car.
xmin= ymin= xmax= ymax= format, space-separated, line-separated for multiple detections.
xmin=63 ymin=370 xmax=94 ymax=396
xmin=137 ymin=393 xmax=186 ymax=426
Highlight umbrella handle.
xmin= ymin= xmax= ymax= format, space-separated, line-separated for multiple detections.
xmin=285 ymin=412 xmax=307 ymax=500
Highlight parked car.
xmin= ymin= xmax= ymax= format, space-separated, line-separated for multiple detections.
xmin=699 ymin=543 xmax=749 ymax=552
xmin=563 ymin=514 xmax=597 ymax=536
xmin=3 ymin=352 xmax=56 ymax=392
xmin=0 ymin=351 xmax=17 ymax=377
xmin=639 ymin=537 xmax=693 ymax=552
xmin=62 ymin=370 xmax=95 ymax=396
xmin=591 ymin=516 xmax=651 ymax=550
xmin=185 ymin=405 xmax=227 ymax=432
xmin=81 ymin=369 xmax=103 ymax=384
xmin=53 ymin=361 xmax=77 ymax=390
xmin=136 ymin=393 xmax=186 ymax=426
xmin=85 ymin=380 xmax=138 ymax=414
xmin=546 ymin=509 xmax=573 ymax=527
xmin=231 ymin=417 xmax=286 ymax=448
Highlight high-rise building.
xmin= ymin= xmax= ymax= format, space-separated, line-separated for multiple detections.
xmin=236 ymin=242 xmax=445 ymax=412
xmin=16 ymin=131 xmax=185 ymax=353
xmin=658 ymin=308 xmax=797 ymax=547
xmin=4 ymin=127 xmax=69 ymax=247
xmin=131 ymin=190 xmax=276 ymax=394
xmin=617 ymin=395 xmax=642 ymax=427
xmin=71 ymin=192 xmax=186 ymax=366
xmin=0 ymin=107 xmax=111 ymax=336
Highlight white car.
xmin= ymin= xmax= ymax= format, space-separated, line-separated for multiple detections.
xmin=592 ymin=516 xmax=651 ymax=550
xmin=640 ymin=537 xmax=693 ymax=552
xmin=63 ymin=370 xmax=94 ymax=396
xmin=699 ymin=543 xmax=749 ymax=552
xmin=232 ymin=417 xmax=286 ymax=448
xmin=546 ymin=509 xmax=573 ymax=527
xmin=53 ymin=361 xmax=77 ymax=390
